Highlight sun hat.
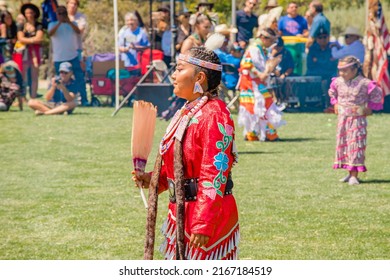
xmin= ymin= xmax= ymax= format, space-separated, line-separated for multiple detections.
xmin=214 ymin=24 xmax=238 ymax=35
xmin=157 ymin=5 xmax=170 ymax=13
xmin=20 ymin=3 xmax=41 ymax=19
xmin=265 ymin=0 xmax=278 ymax=9
xmin=59 ymin=62 xmax=73 ymax=73
xmin=2 ymin=60 xmax=20 ymax=73
xmin=341 ymin=26 xmax=362 ymax=37
xmin=264 ymin=6 xmax=283 ymax=28
xmin=196 ymin=0 xmax=214 ymax=10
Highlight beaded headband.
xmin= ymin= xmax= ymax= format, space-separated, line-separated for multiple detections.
xmin=178 ymin=54 xmax=222 ymax=72
xmin=337 ymin=61 xmax=359 ymax=69
xmin=260 ymin=29 xmax=277 ymax=40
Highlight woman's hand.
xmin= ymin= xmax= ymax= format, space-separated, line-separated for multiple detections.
xmin=131 ymin=171 xmax=151 ymax=189
xmin=189 ymin=233 xmax=210 ymax=248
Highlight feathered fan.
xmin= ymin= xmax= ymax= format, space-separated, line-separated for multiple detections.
xmin=131 ymin=100 xmax=157 ymax=209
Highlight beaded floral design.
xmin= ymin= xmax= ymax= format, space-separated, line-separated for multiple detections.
xmin=202 ymin=122 xmax=233 ymax=200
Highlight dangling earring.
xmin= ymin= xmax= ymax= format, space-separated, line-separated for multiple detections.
xmin=193 ymin=81 xmax=203 ymax=95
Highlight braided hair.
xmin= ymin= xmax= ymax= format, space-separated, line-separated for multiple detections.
xmin=188 ymin=47 xmax=222 ymax=97
xmin=339 ymin=55 xmax=364 ymax=77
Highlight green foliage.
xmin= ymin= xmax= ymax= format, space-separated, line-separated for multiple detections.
xmin=1 ymin=106 xmax=389 ymax=259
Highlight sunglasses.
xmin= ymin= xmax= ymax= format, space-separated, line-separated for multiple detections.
xmin=317 ymin=35 xmax=328 ymax=39
xmin=261 ymin=35 xmax=271 ymax=39
xmin=345 ymin=35 xmax=354 ymax=39
xmin=60 ymin=71 xmax=70 ymax=74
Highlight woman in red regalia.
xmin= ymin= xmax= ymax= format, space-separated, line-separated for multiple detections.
xmin=134 ymin=47 xmax=239 ymax=260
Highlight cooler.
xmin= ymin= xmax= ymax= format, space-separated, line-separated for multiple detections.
xmin=282 ymin=36 xmax=307 ymax=76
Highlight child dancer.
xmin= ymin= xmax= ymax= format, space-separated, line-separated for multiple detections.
xmin=329 ymin=56 xmax=383 ymax=185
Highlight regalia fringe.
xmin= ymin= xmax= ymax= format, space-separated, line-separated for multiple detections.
xmin=144 ymin=153 xmax=163 ymax=260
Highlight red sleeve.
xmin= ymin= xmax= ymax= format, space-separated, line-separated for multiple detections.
xmin=190 ymin=107 xmax=235 ymax=237
xmin=157 ymin=160 xmax=168 ymax=194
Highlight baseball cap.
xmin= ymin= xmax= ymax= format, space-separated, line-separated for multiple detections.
xmin=59 ymin=62 xmax=73 ymax=73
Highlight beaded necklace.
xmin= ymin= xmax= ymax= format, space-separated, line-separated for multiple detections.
xmin=191 ymin=32 xmax=205 ymax=46
xmin=159 ymin=96 xmax=208 ymax=155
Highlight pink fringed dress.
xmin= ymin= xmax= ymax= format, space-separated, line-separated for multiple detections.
xmin=328 ymin=75 xmax=383 ymax=172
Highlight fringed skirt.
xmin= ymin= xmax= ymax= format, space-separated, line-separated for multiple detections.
xmin=333 ymin=115 xmax=367 ymax=172
xmin=160 ymin=203 xmax=240 ymax=260
xmin=238 ymin=82 xmax=285 ymax=141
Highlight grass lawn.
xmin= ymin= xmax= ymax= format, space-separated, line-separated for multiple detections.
xmin=0 ymin=105 xmax=389 ymax=260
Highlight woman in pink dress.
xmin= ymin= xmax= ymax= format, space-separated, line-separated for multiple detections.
xmin=328 ymin=56 xmax=383 ymax=185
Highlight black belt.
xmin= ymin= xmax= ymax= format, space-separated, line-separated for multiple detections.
xmin=168 ymin=176 xmax=234 ymax=203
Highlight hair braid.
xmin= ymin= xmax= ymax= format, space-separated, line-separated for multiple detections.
xmin=144 ymin=153 xmax=163 ymax=260
xmin=173 ymin=139 xmax=186 ymax=260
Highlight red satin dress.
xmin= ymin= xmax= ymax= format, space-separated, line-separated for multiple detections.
xmin=158 ymin=98 xmax=239 ymax=260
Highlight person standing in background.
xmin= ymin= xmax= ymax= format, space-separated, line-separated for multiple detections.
xmin=16 ymin=3 xmax=44 ymax=99
xmin=304 ymin=9 xmax=313 ymax=31
xmin=1 ymin=10 xmax=18 ymax=61
xmin=66 ymin=0 xmax=87 ymax=64
xmin=180 ymin=13 xmax=211 ymax=54
xmin=48 ymin=5 xmax=87 ymax=106
xmin=176 ymin=12 xmax=192 ymax=55
xmin=236 ymin=0 xmax=258 ymax=50
xmin=158 ymin=6 xmax=172 ymax=67
xmin=305 ymin=0 xmax=330 ymax=51
xmin=278 ymin=2 xmax=308 ymax=37
xmin=257 ymin=0 xmax=279 ymax=34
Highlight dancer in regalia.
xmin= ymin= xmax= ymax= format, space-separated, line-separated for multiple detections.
xmin=237 ymin=28 xmax=286 ymax=141
xmin=134 ymin=47 xmax=239 ymax=260
xmin=329 ymin=56 xmax=383 ymax=185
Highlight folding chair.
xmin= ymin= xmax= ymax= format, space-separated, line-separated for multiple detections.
xmin=152 ymin=60 xmax=173 ymax=84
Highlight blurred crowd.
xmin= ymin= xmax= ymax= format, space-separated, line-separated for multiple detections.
xmin=0 ymin=0 xmax=382 ymax=114
xmin=118 ymin=0 xmax=369 ymax=110
xmin=0 ymin=0 xmax=87 ymax=114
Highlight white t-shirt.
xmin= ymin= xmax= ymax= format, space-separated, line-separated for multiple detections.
xmin=70 ymin=12 xmax=87 ymax=50
xmin=48 ymin=21 xmax=79 ymax=62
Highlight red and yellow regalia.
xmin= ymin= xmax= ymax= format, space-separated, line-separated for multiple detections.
xmin=156 ymin=97 xmax=239 ymax=260
xmin=237 ymin=39 xmax=285 ymax=141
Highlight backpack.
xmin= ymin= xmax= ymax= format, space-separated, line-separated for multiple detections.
xmin=41 ymin=0 xmax=59 ymax=30
xmin=106 ymin=68 xmax=131 ymax=80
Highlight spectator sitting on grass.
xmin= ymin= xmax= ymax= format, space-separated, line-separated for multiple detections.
xmin=0 ymin=61 xmax=24 ymax=111
xmin=28 ymin=62 xmax=79 ymax=116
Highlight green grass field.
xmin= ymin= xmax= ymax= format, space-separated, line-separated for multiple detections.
xmin=1 ymin=106 xmax=389 ymax=260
